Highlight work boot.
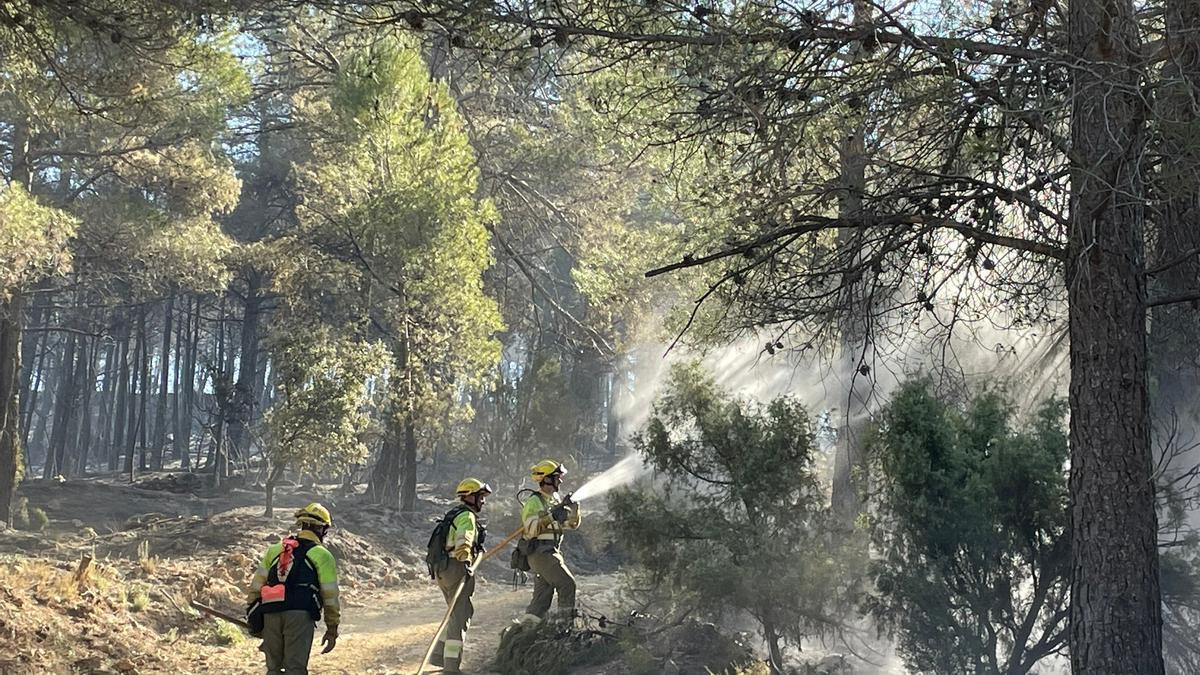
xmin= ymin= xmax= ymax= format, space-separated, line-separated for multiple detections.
xmin=442 ymin=656 xmax=462 ymax=673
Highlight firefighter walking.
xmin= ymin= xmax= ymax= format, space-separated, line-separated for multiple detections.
xmin=431 ymin=478 xmax=492 ymax=673
xmin=245 ymin=502 xmax=340 ymax=674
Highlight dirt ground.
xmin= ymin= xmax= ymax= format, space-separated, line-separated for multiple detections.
xmin=207 ymin=574 xmax=620 ymax=675
xmin=0 ymin=474 xmax=624 ymax=675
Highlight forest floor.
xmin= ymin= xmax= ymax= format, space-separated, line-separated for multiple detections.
xmin=0 ymin=473 xmax=628 ymax=675
xmin=0 ymin=473 xmax=871 ymax=674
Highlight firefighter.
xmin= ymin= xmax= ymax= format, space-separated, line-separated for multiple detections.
xmin=520 ymin=459 xmax=582 ymax=622
xmin=432 ymin=478 xmax=492 ymax=673
xmin=246 ymin=502 xmax=340 ymax=675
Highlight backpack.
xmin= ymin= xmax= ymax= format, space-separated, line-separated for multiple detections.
xmin=259 ymin=537 xmax=322 ymax=619
xmin=426 ymin=505 xmax=487 ymax=578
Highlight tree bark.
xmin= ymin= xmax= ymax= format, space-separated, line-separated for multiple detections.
xmin=830 ymin=0 xmax=874 ymax=527
xmin=74 ymin=336 xmax=97 ymax=475
xmin=110 ymin=319 xmax=130 ymax=471
xmin=0 ymin=297 xmax=24 ymax=526
xmin=124 ymin=309 xmax=143 ymax=480
xmin=229 ymin=273 xmax=264 ymax=464
xmin=137 ymin=308 xmax=149 ymax=472
xmin=401 ymin=414 xmax=417 ymax=511
xmin=1066 ymin=0 xmax=1162 ymax=669
xmin=371 ymin=412 xmax=403 ymax=508
xmin=152 ymin=294 xmax=174 ymax=470
xmin=44 ymin=332 xmax=78 ymax=479
xmin=95 ymin=338 xmax=117 ymax=469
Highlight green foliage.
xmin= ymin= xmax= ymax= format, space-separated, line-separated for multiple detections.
xmin=0 ymin=185 xmax=77 ymax=296
xmin=263 ymin=327 xmax=388 ymax=475
xmin=612 ymin=362 xmax=854 ymax=664
xmin=864 ymin=380 xmax=1069 ymax=674
xmin=296 ymin=35 xmax=502 ymax=433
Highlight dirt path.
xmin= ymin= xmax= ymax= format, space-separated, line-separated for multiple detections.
xmin=220 ymin=574 xmax=618 ymax=675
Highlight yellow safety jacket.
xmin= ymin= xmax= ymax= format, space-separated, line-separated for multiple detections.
xmin=521 ymin=491 xmax=582 ymax=546
xmin=246 ymin=529 xmax=340 ymax=628
xmin=446 ymin=508 xmax=482 ymax=563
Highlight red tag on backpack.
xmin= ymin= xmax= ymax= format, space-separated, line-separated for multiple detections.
xmin=260 ymin=584 xmax=286 ymax=603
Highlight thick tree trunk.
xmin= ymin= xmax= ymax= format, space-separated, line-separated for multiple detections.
xmin=371 ymin=412 xmax=403 ymax=508
xmin=0 ymin=297 xmax=24 ymax=526
xmin=1066 ymin=0 xmax=1162 ymax=669
xmin=152 ymin=294 xmax=174 ymax=470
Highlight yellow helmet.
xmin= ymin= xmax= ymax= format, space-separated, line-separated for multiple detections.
xmin=294 ymin=502 xmax=332 ymax=527
xmin=455 ymin=478 xmax=493 ymax=498
xmin=530 ymin=459 xmax=567 ymax=484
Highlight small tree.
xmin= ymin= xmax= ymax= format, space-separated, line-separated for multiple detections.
xmin=261 ymin=327 xmax=387 ymax=515
xmin=610 ymin=362 xmax=854 ymax=672
xmin=864 ymin=381 xmax=1070 ymax=674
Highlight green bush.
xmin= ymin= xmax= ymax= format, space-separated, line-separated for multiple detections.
xmin=610 ymin=362 xmax=858 ymax=668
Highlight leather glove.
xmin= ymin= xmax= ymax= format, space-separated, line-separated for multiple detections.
xmin=321 ymin=626 xmax=338 ymax=654
xmin=551 ymin=504 xmax=570 ymax=523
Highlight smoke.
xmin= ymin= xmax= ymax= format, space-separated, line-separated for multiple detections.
xmin=617 ymin=317 xmax=1069 ymax=444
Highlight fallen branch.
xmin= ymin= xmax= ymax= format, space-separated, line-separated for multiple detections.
xmin=191 ymin=600 xmax=250 ymax=630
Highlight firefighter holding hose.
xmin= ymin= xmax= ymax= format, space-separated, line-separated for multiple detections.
xmin=519 ymin=459 xmax=582 ymax=621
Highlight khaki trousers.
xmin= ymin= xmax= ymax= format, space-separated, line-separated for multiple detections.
xmin=435 ymin=559 xmax=475 ymax=672
xmin=525 ymin=546 xmax=576 ymax=618
xmin=260 ymin=609 xmax=315 ymax=674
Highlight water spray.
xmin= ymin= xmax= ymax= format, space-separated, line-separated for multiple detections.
xmin=569 ymin=455 xmax=644 ymax=503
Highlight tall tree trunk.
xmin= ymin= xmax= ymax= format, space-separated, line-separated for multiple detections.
xmin=0 ymin=297 xmax=23 ymax=526
xmin=170 ymin=299 xmax=184 ymax=464
xmin=19 ymin=298 xmax=49 ymax=447
xmin=124 ymin=309 xmax=143 ymax=481
xmin=1066 ymin=0 xmax=1162 ymax=669
xmin=110 ymin=319 xmax=130 ymax=471
xmin=605 ymin=366 xmax=623 ymax=458
xmin=29 ymin=346 xmax=58 ymax=464
xmin=181 ymin=296 xmax=201 ymax=471
xmin=44 ymin=332 xmax=78 ymax=479
xmin=95 ymin=338 xmax=117 ymax=467
xmin=152 ymin=294 xmax=174 ymax=470
xmin=371 ymin=413 xmax=403 ymax=508
xmin=229 ymin=274 xmax=264 ymax=464
xmin=1 ymin=120 xmax=32 ymax=523
xmin=401 ymin=415 xmax=417 ymax=511
xmin=137 ymin=309 xmax=149 ymax=472
xmin=830 ymin=0 xmax=873 ymax=527
xmin=74 ymin=336 xmax=97 ymax=476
